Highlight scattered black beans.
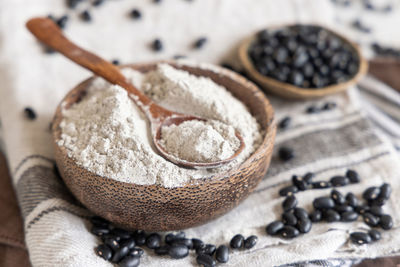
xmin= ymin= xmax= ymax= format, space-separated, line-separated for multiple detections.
xmin=57 ymin=15 xmax=69 ymax=29
xmin=146 ymin=233 xmax=161 ymax=249
xmin=93 ymin=0 xmax=105 ymax=7
xmin=119 ymin=256 xmax=140 ymax=267
xmin=244 ymin=235 xmax=258 ymax=249
xmin=104 ymin=236 xmax=120 ymax=250
xmin=283 ymin=195 xmax=297 ymax=211
xmin=346 ymin=169 xmax=360 ymax=183
xmin=121 ymin=238 xmax=136 ymax=250
xmin=378 ymin=183 xmax=391 ymax=201
xmin=363 ymin=187 xmax=380 ymax=201
xmin=331 ymin=189 xmax=345 ymax=205
xmin=280 ymin=226 xmax=300 ymax=239
xmin=292 ymin=175 xmax=308 ymax=191
xmin=66 ymin=0 xmax=82 ymax=9
xmin=194 ymin=37 xmax=208 ymax=49
xmin=171 ymin=238 xmax=193 ymax=249
xmin=282 ymin=212 xmax=298 ymax=226
xmin=323 ymin=209 xmax=341 ymax=222
xmin=278 ymin=116 xmax=291 ymax=129
xmin=196 ymin=244 xmax=216 ymax=256
xmin=311 ymin=181 xmax=332 ymax=189
xmin=91 ymin=225 xmax=110 ymax=236
xmin=278 ymin=147 xmax=295 ymax=161
xmin=294 ymin=208 xmax=309 ymax=221
xmin=168 ymin=244 xmax=189 ymax=259
xmin=313 ymin=197 xmax=335 ymax=210
xmin=346 ymin=193 xmax=359 ymax=207
xmin=196 ymin=253 xmax=216 ymax=267
xmin=165 ymin=232 xmax=185 ymax=244
xmin=279 ymin=185 xmax=298 ymax=197
xmin=80 ymin=10 xmax=92 ymax=22
xmin=230 ymin=234 xmax=244 ymax=249
xmin=24 ymin=107 xmax=36 ymax=120
xmin=352 ymin=19 xmax=371 ymax=33
xmin=355 ymin=205 xmax=369 ymax=215
xmin=133 ymin=230 xmax=146 ymax=246
xmin=303 ymin=172 xmax=314 ymax=184
xmin=111 ymin=246 xmax=129 ymax=263
xmin=297 ymin=217 xmax=312 ymax=233
xmin=152 ymin=39 xmax=163 ymax=51
xmin=215 ymin=245 xmax=229 ymax=263
xmin=112 ymin=59 xmax=120 ymax=65
xmin=306 ymin=106 xmax=319 ymax=114
xmin=368 ymin=229 xmax=381 ymax=241
xmin=266 ymin=221 xmax=285 ymax=235
xmin=113 ymin=228 xmax=131 ymax=239
xmin=369 ymin=205 xmax=384 ymax=217
xmin=130 ymin=9 xmax=142 ymax=20
xmin=153 ymin=0 xmax=162 ymax=3
xmin=96 ymin=244 xmax=113 ymax=261
xmin=330 ymin=175 xmax=350 ymax=187
xmin=371 ymin=43 xmax=400 ymax=58
xmin=350 ymin=232 xmax=372 ymax=245
xmin=334 ymin=204 xmax=353 ymax=213
xmin=322 ymin=101 xmax=337 ymax=110
xmin=380 ymin=214 xmax=393 ymax=230
xmin=192 ymin=238 xmax=204 ymax=250
xmin=341 ymin=211 xmax=358 ymax=222
xmin=363 ymin=212 xmax=379 ymax=227
xmin=129 ymin=248 xmax=144 ymax=257
xmin=309 ymin=210 xmax=322 ymax=222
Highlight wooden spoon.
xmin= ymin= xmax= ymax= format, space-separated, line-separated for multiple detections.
xmin=26 ymin=17 xmax=245 ymax=169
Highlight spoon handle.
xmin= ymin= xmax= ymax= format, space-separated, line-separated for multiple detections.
xmin=26 ymin=17 xmax=164 ymax=115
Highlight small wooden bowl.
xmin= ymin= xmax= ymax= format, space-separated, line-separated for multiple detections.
xmin=52 ymin=62 xmax=276 ymax=231
xmin=239 ymin=24 xmax=369 ymax=99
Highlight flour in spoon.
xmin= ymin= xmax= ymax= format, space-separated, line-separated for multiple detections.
xmin=58 ymin=63 xmax=262 ymax=187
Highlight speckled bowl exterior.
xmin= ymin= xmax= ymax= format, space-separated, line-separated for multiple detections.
xmin=52 ymin=61 xmax=276 ymax=231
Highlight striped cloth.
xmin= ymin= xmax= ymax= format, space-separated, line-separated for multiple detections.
xmin=0 ymin=0 xmax=400 ymax=266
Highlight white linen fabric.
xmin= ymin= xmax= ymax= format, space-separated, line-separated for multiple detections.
xmin=0 ymin=0 xmax=400 ymax=266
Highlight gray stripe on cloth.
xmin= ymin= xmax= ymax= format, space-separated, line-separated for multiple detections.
xmin=266 ymin=118 xmax=382 ymax=178
xmin=13 ymin=154 xmax=54 ymax=175
xmin=16 ymin=165 xmax=79 ymax=218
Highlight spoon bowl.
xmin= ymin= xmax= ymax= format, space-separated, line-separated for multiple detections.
xmin=52 ymin=62 xmax=276 ymax=231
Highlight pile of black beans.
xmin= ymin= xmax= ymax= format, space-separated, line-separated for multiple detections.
xmin=91 ymin=216 xmax=257 ymax=266
xmin=266 ymin=169 xmax=393 ymax=245
xmin=248 ymin=25 xmax=360 ymax=89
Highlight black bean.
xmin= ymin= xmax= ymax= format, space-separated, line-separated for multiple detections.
xmin=334 ymin=204 xmax=353 ymax=213
xmin=313 ymin=197 xmax=335 ymax=210
xmin=119 ymin=255 xmax=140 ymax=267
xmin=171 ymin=238 xmax=193 ymax=249
xmin=129 ymin=247 xmax=144 ymax=257
xmin=104 ymin=236 xmax=120 ymax=250
xmin=95 ymin=244 xmax=112 ymax=261
xmin=345 ymin=193 xmax=359 ymax=207
xmin=121 ymin=238 xmax=136 ymax=250
xmin=379 ymin=183 xmax=391 ymax=200
xmin=341 ymin=211 xmax=358 ymax=222
xmin=280 ymin=226 xmax=300 ymax=239
xmin=368 ymin=229 xmax=381 ymax=241
xmin=355 ymin=205 xmax=369 ymax=214
xmin=153 ymin=0 xmax=162 ymax=3
xmin=196 ymin=253 xmax=216 ymax=267
xmin=282 ymin=212 xmax=298 ymax=226
xmin=66 ymin=0 xmax=81 ymax=9
xmin=369 ymin=206 xmax=384 ymax=217
xmin=297 ymin=217 xmax=312 ymax=233
xmin=352 ymin=20 xmax=371 ymax=33
xmin=111 ymin=246 xmax=129 ymax=263
xmin=111 ymin=59 xmax=120 ymax=65
xmin=93 ymin=0 xmax=104 ymax=7
xmin=350 ymin=232 xmax=372 ymax=245
xmin=192 ymin=238 xmax=204 ymax=250
xmin=80 ymin=10 xmax=92 ymax=22
xmin=146 ymin=233 xmax=161 ymax=249
xmin=331 ymin=189 xmax=345 ymax=205
xmin=101 ymin=234 xmax=120 ymax=243
xmin=279 ymin=116 xmax=291 ymax=129
xmin=293 ymin=208 xmax=308 ymax=221
xmin=24 ymin=107 xmax=36 ymax=120
xmin=283 ymin=195 xmax=298 ymax=211
xmin=322 ymin=102 xmax=337 ymax=110
xmin=279 ymin=185 xmax=298 ymax=197
xmin=363 ymin=212 xmax=379 ymax=227
xmin=91 ymin=225 xmax=110 ymax=236
xmin=279 ymin=147 xmax=295 ymax=161
xmin=330 ymin=176 xmax=349 ymax=187
xmin=306 ymin=106 xmax=319 ymax=114
xmin=230 ymin=234 xmax=244 ymax=249
xmin=371 ymin=197 xmax=386 ymax=207
xmin=215 ymin=245 xmax=229 ymax=263
xmin=309 ymin=210 xmax=322 ymax=222
xmin=168 ymin=244 xmax=189 ymax=259
xmin=194 ymin=37 xmax=208 ymax=49
xmin=57 ymin=15 xmax=69 ymax=29
xmin=323 ymin=210 xmax=341 ymax=222
xmin=152 ymin=39 xmax=163 ymax=51
xmin=303 ymin=172 xmax=314 ymax=183
xmin=196 ymin=244 xmax=216 ymax=256
xmin=363 ymin=187 xmax=380 ymax=201
xmin=311 ymin=181 xmax=332 ymax=189
xmin=133 ymin=230 xmax=146 ymax=246
xmin=130 ymin=9 xmax=142 ymax=20
xmin=380 ymin=214 xmax=393 ymax=230
xmin=346 ymin=169 xmax=360 ymax=183
xmin=112 ymin=228 xmax=131 ymax=239
xmin=244 ymin=235 xmax=258 ymax=249
xmin=266 ymin=221 xmax=284 ymax=235
xmin=292 ymin=175 xmax=308 ymax=191
xmin=165 ymin=232 xmax=185 ymax=244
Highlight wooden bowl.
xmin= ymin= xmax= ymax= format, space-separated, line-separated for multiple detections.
xmin=52 ymin=62 xmax=276 ymax=231
xmin=239 ymin=24 xmax=369 ymax=99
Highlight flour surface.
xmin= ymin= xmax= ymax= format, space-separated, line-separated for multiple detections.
xmin=58 ymin=64 xmax=262 ymax=187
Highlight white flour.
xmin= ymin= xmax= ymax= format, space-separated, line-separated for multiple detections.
xmin=58 ymin=63 xmax=261 ymax=187
xmin=160 ymin=119 xmax=240 ymax=163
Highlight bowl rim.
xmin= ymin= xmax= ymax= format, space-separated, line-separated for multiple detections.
xmin=52 ymin=60 xmax=276 ymax=189
xmin=239 ymin=23 xmax=369 ymax=98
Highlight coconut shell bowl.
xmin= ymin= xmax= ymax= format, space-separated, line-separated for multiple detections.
xmin=239 ymin=24 xmax=368 ymax=99
xmin=52 ymin=61 xmax=276 ymax=232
